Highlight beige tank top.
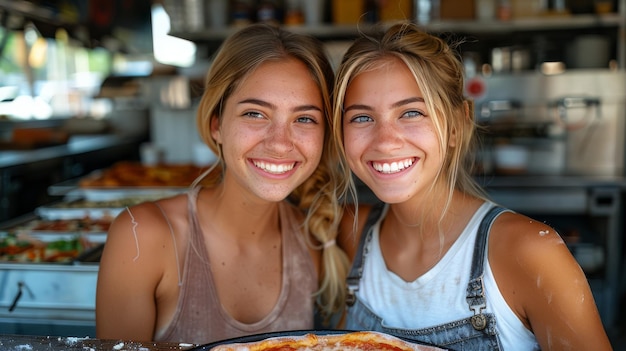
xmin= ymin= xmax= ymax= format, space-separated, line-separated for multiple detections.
xmin=154 ymin=186 xmax=318 ymax=345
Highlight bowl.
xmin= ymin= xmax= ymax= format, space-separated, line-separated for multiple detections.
xmin=493 ymin=144 xmax=529 ymax=175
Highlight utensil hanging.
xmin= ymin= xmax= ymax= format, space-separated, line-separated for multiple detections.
xmin=550 ymin=96 xmax=601 ymax=155
xmin=551 ymin=96 xmax=600 ymax=130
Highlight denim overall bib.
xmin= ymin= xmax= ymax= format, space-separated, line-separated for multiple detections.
xmin=345 ymin=203 xmax=507 ymax=351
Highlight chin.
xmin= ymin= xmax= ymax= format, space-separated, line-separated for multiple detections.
xmin=371 ymin=189 xmax=413 ymax=204
xmin=253 ymin=186 xmax=297 ymax=203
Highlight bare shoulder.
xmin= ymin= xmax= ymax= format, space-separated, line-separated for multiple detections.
xmin=488 ymin=210 xmax=569 ymax=268
xmin=338 ymin=203 xmax=376 ymax=260
xmin=488 ymin=210 xmax=611 ymax=349
xmin=488 ymin=210 xmax=573 ymax=289
xmin=96 ymin=194 xmax=190 ymax=341
xmin=105 ymin=194 xmax=190 ymax=260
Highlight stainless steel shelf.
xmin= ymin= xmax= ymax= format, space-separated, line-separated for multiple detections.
xmin=169 ymin=13 xmax=624 ymax=42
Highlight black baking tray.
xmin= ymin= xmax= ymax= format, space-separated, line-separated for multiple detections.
xmin=190 ymin=329 xmax=450 ymax=350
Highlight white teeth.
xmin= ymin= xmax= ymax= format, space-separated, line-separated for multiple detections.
xmin=253 ymin=160 xmax=295 ymax=174
xmin=373 ymin=158 xmax=414 ymax=174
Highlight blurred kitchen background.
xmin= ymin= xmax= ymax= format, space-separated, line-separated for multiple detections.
xmin=0 ymin=0 xmax=626 ymax=348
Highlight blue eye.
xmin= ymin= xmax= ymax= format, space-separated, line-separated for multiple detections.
xmin=243 ymin=111 xmax=264 ymax=119
xmin=296 ymin=116 xmax=318 ymax=124
xmin=403 ymin=110 xmax=425 ymax=119
xmin=350 ymin=115 xmax=373 ymax=123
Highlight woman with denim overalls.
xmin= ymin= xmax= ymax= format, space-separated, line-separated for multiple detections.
xmin=331 ymin=22 xmax=612 ymax=350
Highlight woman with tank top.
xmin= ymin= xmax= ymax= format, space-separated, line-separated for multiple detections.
xmin=95 ymin=24 xmax=349 ymax=345
xmin=332 ymin=22 xmax=611 ymax=350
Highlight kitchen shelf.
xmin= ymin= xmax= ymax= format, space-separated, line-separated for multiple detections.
xmin=0 ymin=0 xmax=153 ymax=54
xmin=169 ymin=13 xmax=624 ymax=42
xmin=0 ymin=0 xmax=66 ymax=28
xmin=169 ymin=9 xmax=625 ymax=70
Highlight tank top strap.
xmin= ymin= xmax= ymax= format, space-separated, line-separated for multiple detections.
xmin=187 ymin=185 xmax=201 ymax=216
xmin=152 ymin=201 xmax=184 ymax=287
xmin=346 ymin=202 xmax=386 ymax=306
xmin=466 ymin=205 xmax=508 ymax=330
xmin=185 ymin=185 xmax=210 ymax=265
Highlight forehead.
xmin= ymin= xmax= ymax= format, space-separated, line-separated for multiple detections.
xmin=346 ymin=57 xmax=420 ymax=97
xmin=232 ymin=58 xmax=320 ymax=96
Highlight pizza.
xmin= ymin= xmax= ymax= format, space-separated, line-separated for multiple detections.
xmin=79 ymin=161 xmax=207 ymax=187
xmin=209 ymin=331 xmax=446 ymax=351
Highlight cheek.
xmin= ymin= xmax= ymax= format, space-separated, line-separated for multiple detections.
xmin=299 ymin=129 xmax=325 ymax=159
xmin=343 ymin=128 xmax=362 ymax=155
xmin=342 ymin=132 xmax=364 ymax=171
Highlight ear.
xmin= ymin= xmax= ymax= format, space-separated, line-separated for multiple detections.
xmin=210 ymin=115 xmax=222 ymax=144
xmin=449 ymin=126 xmax=457 ymax=148
xmin=464 ymin=99 xmax=474 ymax=122
xmin=450 ymin=100 xmax=472 ymax=148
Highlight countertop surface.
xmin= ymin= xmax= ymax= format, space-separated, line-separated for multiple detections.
xmin=0 ymin=134 xmax=141 ymax=169
xmin=476 ymin=173 xmax=626 ymax=188
xmin=0 ymin=334 xmax=196 ymax=351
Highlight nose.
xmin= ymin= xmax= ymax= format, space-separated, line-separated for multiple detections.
xmin=373 ymin=121 xmax=403 ymax=151
xmin=265 ymin=121 xmax=294 ymax=154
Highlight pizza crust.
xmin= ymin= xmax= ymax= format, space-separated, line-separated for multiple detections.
xmin=210 ymin=331 xmax=446 ymax=351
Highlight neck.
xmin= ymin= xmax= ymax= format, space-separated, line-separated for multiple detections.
xmin=385 ymin=190 xmax=481 ymax=240
xmin=199 ymin=185 xmax=282 ymax=242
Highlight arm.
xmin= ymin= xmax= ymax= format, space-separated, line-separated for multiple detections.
xmin=490 ymin=212 xmax=612 ymax=350
xmin=95 ymin=203 xmax=171 ymax=341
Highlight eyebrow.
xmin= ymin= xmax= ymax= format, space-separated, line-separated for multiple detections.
xmin=238 ymin=98 xmax=322 ymax=113
xmin=344 ymin=97 xmax=424 ymax=112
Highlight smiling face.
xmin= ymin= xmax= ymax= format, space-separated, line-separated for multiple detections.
xmin=342 ymin=57 xmax=445 ymax=204
xmin=211 ymin=58 xmax=325 ymax=203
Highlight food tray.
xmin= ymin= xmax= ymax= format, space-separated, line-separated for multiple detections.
xmin=13 ymin=217 xmax=113 ymax=234
xmin=34 ymin=196 xmax=162 ymax=220
xmin=49 ymin=162 xmax=199 ymax=201
xmin=19 ymin=231 xmax=106 ymax=243
xmin=0 ymin=230 xmax=106 ymax=264
xmin=65 ymin=187 xmax=187 ymax=202
xmin=36 ymin=206 xmax=123 ymax=220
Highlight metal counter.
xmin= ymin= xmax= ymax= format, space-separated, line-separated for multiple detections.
xmin=0 ymin=135 xmax=140 ymax=169
xmin=0 ymin=134 xmax=143 ymax=336
xmin=0 ymin=334 xmax=194 ymax=350
xmin=0 ymin=134 xmax=143 ymax=222
xmin=0 ymin=263 xmax=99 ymax=337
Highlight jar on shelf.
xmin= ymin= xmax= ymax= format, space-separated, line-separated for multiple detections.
xmin=497 ymin=0 xmax=512 ymax=20
xmin=283 ymin=0 xmax=304 ymax=25
xmin=475 ymin=0 xmax=496 ymax=20
xmin=303 ymin=0 xmax=325 ymax=26
xmin=257 ymin=0 xmax=282 ymax=24
xmin=414 ymin=0 xmax=440 ymax=24
xmin=231 ymin=0 xmax=254 ymax=26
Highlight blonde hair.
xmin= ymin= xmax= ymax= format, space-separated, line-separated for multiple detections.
xmin=333 ymin=22 xmax=488 ymax=232
xmin=193 ymin=23 xmax=349 ymax=321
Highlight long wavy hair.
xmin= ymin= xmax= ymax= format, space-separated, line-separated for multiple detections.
xmin=192 ymin=23 xmax=349 ymax=321
xmin=333 ymin=22 xmax=489 ymax=244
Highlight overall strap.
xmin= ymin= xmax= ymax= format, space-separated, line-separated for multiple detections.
xmin=346 ymin=202 xmax=386 ymax=306
xmin=466 ymin=205 xmax=508 ymax=330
